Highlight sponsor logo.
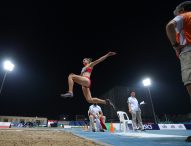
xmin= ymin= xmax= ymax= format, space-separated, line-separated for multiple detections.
xmin=144 ymin=124 xmax=153 ymax=130
xmin=162 ymin=124 xmax=167 ymax=128
xmin=158 ymin=124 xmax=186 ymax=130
xmin=178 ymin=125 xmax=183 ymax=128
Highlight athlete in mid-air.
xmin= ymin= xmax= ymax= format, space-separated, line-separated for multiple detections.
xmin=61 ymin=51 xmax=117 ymax=110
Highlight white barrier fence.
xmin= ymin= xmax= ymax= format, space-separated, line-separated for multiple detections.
xmin=105 ymin=123 xmax=188 ymax=131
xmin=0 ymin=122 xmax=11 ymax=128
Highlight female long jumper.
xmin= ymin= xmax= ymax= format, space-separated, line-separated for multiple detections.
xmin=61 ymin=51 xmax=116 ymax=109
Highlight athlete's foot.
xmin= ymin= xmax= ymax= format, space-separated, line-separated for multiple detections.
xmin=105 ymin=99 xmax=116 ymax=110
xmin=60 ymin=92 xmax=73 ymax=98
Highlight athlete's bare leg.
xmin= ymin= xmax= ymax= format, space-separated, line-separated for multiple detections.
xmin=61 ymin=73 xmax=90 ymax=97
xmin=68 ymin=73 xmax=90 ymax=92
xmin=82 ymin=87 xmax=116 ymax=110
xmin=82 ymin=87 xmax=106 ymax=104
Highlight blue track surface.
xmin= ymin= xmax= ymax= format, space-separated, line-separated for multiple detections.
xmin=62 ymin=128 xmax=191 ymax=146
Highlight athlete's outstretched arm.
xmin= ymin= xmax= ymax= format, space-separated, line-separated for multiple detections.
xmin=90 ymin=51 xmax=116 ymax=67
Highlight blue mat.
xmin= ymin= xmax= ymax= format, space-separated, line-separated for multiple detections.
xmin=62 ymin=128 xmax=191 ymax=146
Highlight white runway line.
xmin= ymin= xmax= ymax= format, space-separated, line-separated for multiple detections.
xmin=115 ymin=132 xmax=186 ymax=138
xmin=0 ymin=129 xmax=24 ymax=132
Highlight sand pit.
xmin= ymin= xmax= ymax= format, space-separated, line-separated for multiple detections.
xmin=0 ymin=128 xmax=103 ymax=146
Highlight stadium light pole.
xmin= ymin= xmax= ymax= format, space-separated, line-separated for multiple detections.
xmin=142 ymin=78 xmax=157 ymax=124
xmin=0 ymin=60 xmax=15 ymax=95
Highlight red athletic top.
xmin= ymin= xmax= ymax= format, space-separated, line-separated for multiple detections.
xmin=81 ymin=66 xmax=92 ymax=74
xmin=85 ymin=67 xmax=92 ymax=73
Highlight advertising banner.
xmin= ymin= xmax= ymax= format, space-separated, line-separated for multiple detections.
xmin=158 ymin=124 xmax=186 ymax=130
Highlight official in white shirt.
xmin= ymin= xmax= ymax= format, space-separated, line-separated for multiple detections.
xmin=88 ymin=103 xmax=105 ymax=132
xmin=127 ymin=91 xmax=144 ymax=131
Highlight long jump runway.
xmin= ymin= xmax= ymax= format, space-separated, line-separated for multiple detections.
xmin=62 ymin=128 xmax=191 ymax=146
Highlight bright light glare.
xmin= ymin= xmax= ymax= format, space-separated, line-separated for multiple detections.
xmin=3 ymin=60 xmax=15 ymax=71
xmin=142 ymin=78 xmax=151 ymax=86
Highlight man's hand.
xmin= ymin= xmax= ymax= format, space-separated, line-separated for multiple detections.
xmin=174 ymin=44 xmax=186 ymax=58
xmin=173 ymin=44 xmax=186 ymax=50
xmin=93 ymin=114 xmax=97 ymax=118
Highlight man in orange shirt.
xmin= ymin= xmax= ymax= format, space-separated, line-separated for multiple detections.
xmin=166 ymin=1 xmax=191 ymax=104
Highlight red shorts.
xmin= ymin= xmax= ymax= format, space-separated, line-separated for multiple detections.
xmin=83 ymin=76 xmax=91 ymax=88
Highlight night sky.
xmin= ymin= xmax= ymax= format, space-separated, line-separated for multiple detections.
xmin=0 ymin=2 xmax=190 ymax=120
